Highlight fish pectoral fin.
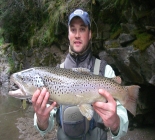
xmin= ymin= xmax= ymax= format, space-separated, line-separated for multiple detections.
xmin=72 ymin=68 xmax=92 ymax=75
xmin=78 ymin=104 xmax=94 ymax=120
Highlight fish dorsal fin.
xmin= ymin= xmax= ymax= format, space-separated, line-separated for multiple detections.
xmin=78 ymin=104 xmax=94 ymax=120
xmin=72 ymin=67 xmax=92 ymax=75
xmin=111 ymin=76 xmax=122 ymax=84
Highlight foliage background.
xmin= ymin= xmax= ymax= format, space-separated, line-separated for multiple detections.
xmin=0 ymin=0 xmax=155 ymax=50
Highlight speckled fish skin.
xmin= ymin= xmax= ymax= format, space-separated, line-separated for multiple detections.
xmin=9 ymin=67 xmax=140 ymax=118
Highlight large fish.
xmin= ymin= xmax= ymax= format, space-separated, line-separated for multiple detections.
xmin=9 ymin=67 xmax=140 ymax=120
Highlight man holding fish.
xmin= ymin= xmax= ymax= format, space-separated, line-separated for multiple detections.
xmin=31 ymin=9 xmax=131 ymax=140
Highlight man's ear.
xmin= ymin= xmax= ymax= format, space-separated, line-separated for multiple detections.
xmin=89 ymin=30 xmax=92 ymax=40
xmin=68 ymin=27 xmax=70 ymax=40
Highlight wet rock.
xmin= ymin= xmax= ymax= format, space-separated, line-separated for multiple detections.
xmin=104 ymin=40 xmax=120 ymax=49
xmin=118 ymin=33 xmax=136 ymax=46
xmin=60 ymin=44 xmax=68 ymax=51
xmin=149 ymin=75 xmax=155 ymax=85
xmin=145 ymin=26 xmax=155 ymax=33
xmin=100 ymin=46 xmax=144 ymax=84
xmin=99 ymin=42 xmax=155 ymax=122
xmin=1 ymin=43 xmax=11 ymax=50
xmin=0 ymin=50 xmax=11 ymax=95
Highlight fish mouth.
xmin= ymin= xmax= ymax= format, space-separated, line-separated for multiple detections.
xmin=9 ymin=89 xmax=26 ymax=99
xmin=8 ymin=74 xmax=31 ymax=99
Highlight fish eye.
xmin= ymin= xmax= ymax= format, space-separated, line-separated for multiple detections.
xmin=16 ymin=74 xmax=24 ymax=80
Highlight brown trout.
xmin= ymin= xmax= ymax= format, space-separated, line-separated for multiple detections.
xmin=9 ymin=67 xmax=140 ymax=120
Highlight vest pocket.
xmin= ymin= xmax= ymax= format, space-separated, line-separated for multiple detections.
xmin=63 ymin=119 xmax=85 ymax=138
xmin=61 ymin=105 xmax=88 ymax=138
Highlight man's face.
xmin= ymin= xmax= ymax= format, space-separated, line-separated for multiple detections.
xmin=68 ymin=17 xmax=91 ymax=54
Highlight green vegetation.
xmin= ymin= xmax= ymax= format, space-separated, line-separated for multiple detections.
xmin=6 ymin=44 xmax=17 ymax=73
xmin=0 ymin=0 xmax=154 ymax=52
xmin=1 ymin=0 xmax=46 ymax=49
xmin=0 ymin=28 xmax=4 ymax=46
xmin=0 ymin=0 xmax=92 ymax=50
xmin=7 ymin=56 xmax=16 ymax=73
xmin=110 ymin=27 xmax=122 ymax=39
xmin=110 ymin=41 xmax=120 ymax=48
xmin=0 ymin=38 xmax=4 ymax=46
xmin=133 ymin=31 xmax=154 ymax=51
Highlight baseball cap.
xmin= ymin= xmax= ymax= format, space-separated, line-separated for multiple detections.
xmin=68 ymin=9 xmax=91 ymax=26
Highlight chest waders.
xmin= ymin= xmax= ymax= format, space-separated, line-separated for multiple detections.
xmin=57 ymin=59 xmax=106 ymax=140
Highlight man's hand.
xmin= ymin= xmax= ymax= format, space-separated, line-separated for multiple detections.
xmin=93 ymin=89 xmax=120 ymax=135
xmin=32 ymin=88 xmax=57 ymax=131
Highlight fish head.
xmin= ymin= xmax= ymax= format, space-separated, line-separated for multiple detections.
xmin=9 ymin=68 xmax=44 ymax=99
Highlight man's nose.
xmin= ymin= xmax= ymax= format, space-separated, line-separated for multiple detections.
xmin=75 ymin=30 xmax=80 ymax=38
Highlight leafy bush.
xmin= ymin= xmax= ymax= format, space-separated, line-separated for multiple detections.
xmin=0 ymin=28 xmax=4 ymax=45
xmin=1 ymin=0 xmax=92 ymax=50
xmin=1 ymin=0 xmax=46 ymax=49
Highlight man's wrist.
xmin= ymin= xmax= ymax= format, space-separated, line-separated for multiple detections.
xmin=111 ymin=126 xmax=119 ymax=136
xmin=110 ymin=115 xmax=120 ymax=135
xmin=37 ymin=119 xmax=49 ymax=131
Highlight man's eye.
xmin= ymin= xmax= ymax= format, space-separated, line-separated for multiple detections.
xmin=71 ymin=28 xmax=76 ymax=32
xmin=80 ymin=28 xmax=86 ymax=31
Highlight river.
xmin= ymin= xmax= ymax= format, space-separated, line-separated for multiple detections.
xmin=0 ymin=94 xmax=57 ymax=140
xmin=0 ymin=95 xmax=23 ymax=140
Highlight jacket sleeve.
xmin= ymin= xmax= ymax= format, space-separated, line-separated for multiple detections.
xmin=104 ymin=64 xmax=129 ymax=139
xmin=110 ymin=101 xmax=129 ymax=140
xmin=104 ymin=65 xmax=116 ymax=78
xmin=34 ymin=105 xmax=56 ymax=137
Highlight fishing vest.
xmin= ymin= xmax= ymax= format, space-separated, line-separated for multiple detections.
xmin=56 ymin=58 xmax=107 ymax=139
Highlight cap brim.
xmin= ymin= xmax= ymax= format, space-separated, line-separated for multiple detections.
xmin=68 ymin=15 xmax=89 ymax=26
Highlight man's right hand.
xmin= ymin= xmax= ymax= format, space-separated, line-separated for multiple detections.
xmin=32 ymin=87 xmax=57 ymax=130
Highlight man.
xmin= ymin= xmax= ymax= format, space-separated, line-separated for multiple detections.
xmin=32 ymin=9 xmax=128 ymax=140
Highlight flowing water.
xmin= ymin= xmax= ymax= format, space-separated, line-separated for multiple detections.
xmin=0 ymin=95 xmax=25 ymax=140
xmin=0 ymin=94 xmax=57 ymax=140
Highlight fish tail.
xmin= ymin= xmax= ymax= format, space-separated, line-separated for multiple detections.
xmin=124 ymin=85 xmax=140 ymax=116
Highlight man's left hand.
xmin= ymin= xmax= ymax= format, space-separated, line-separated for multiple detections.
xmin=93 ymin=89 xmax=120 ymax=134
